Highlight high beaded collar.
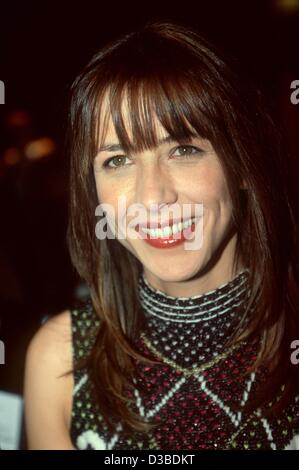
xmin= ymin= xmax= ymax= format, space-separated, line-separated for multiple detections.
xmin=137 ymin=269 xmax=251 ymax=367
xmin=138 ymin=269 xmax=250 ymax=323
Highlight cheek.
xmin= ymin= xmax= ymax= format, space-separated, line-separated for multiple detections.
xmin=208 ymin=177 xmax=231 ymax=206
xmin=94 ymin=175 xmax=118 ymax=205
xmin=188 ymin=165 xmax=231 ymax=206
xmin=96 ymin=185 xmax=109 ymax=204
xmin=94 ymin=172 xmax=134 ymax=215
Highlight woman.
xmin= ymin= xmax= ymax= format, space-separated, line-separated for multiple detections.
xmin=24 ymin=20 xmax=299 ymax=450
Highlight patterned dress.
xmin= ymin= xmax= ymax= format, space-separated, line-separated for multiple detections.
xmin=70 ymin=270 xmax=299 ymax=450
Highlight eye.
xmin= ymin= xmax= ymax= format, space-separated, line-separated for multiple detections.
xmin=102 ymin=154 xmax=131 ymax=170
xmin=172 ymin=145 xmax=204 ymax=159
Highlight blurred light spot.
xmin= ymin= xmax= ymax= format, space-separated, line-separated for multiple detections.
xmin=25 ymin=137 xmax=56 ymax=160
xmin=3 ymin=147 xmax=21 ymax=166
xmin=6 ymin=110 xmax=31 ymax=128
xmin=275 ymin=0 xmax=299 ymax=12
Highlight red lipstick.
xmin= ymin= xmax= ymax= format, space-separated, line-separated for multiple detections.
xmin=135 ymin=219 xmax=198 ymax=249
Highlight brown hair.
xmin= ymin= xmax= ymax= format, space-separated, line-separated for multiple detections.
xmin=65 ymin=20 xmax=299 ymax=431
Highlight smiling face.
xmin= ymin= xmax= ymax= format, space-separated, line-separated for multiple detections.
xmin=93 ymin=105 xmax=241 ymax=296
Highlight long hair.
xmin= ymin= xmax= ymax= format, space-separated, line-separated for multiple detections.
xmin=65 ymin=20 xmax=299 ymax=431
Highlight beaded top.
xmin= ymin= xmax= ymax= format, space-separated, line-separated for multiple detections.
xmin=70 ymin=270 xmax=299 ymax=450
xmin=138 ymin=269 xmax=250 ymax=369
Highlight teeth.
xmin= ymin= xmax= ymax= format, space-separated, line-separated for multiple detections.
xmin=172 ymin=223 xmax=179 ymax=235
xmin=140 ymin=217 xmax=196 ymax=238
xmin=162 ymin=226 xmax=172 ymax=237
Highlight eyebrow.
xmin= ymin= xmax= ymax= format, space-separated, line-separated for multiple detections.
xmin=97 ymin=135 xmax=187 ymax=153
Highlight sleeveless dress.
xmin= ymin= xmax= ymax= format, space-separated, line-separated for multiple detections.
xmin=70 ymin=271 xmax=299 ymax=450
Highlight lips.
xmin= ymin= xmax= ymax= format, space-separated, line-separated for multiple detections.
xmin=136 ymin=218 xmax=198 ymax=248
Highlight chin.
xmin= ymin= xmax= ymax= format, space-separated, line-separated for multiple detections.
xmin=143 ymin=257 xmax=206 ymax=284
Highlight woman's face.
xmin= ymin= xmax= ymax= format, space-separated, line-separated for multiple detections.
xmin=93 ymin=108 xmax=239 ymax=294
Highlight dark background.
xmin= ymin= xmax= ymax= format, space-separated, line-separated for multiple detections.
xmin=0 ymin=0 xmax=298 ymax=448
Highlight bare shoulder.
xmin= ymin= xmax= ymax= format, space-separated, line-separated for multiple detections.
xmin=33 ymin=309 xmax=72 ymax=340
xmin=26 ymin=310 xmax=73 ymax=378
xmin=24 ymin=309 xmax=75 ymax=449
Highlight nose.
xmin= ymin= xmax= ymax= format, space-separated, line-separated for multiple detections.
xmin=135 ymin=161 xmax=177 ymax=213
